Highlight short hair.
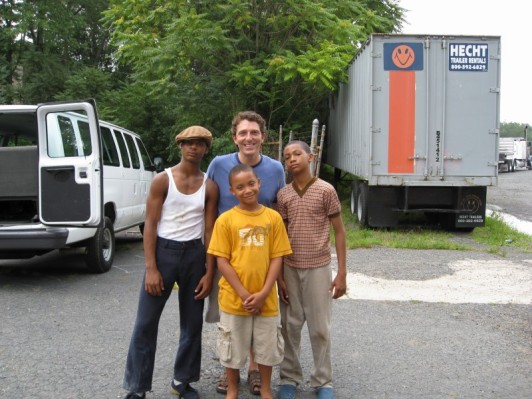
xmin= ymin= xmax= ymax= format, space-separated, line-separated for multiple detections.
xmin=228 ymin=164 xmax=257 ymax=186
xmin=231 ymin=111 xmax=266 ymax=136
xmin=285 ymin=140 xmax=311 ymax=154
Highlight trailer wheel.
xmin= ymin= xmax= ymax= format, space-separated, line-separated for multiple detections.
xmin=350 ymin=181 xmax=359 ymax=215
xmin=85 ymin=216 xmax=115 ymax=273
xmin=510 ymin=160 xmax=515 ymax=172
xmin=356 ymin=183 xmax=369 ymax=227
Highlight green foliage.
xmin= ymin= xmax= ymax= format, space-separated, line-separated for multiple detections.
xmin=103 ymin=0 xmax=405 ymax=156
xmin=2 ymin=0 xmax=114 ymax=104
xmin=2 ymin=0 xmax=405 ymax=162
xmin=500 ymin=122 xmax=530 ymax=138
xmin=55 ymin=67 xmax=114 ymax=102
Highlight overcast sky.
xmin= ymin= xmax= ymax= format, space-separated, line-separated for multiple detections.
xmin=400 ymin=0 xmax=531 ymax=125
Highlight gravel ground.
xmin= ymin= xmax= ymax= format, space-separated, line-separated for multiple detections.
xmin=1 ymin=237 xmax=531 ymax=399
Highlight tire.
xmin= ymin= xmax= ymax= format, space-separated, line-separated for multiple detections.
xmin=350 ymin=181 xmax=358 ymax=215
xmin=511 ymin=160 xmax=516 ymax=172
xmin=86 ymin=216 xmax=115 ymax=273
xmin=139 ymin=223 xmax=145 ymax=236
xmin=356 ymin=182 xmax=369 ymax=227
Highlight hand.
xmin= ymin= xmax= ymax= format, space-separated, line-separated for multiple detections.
xmin=194 ymin=274 xmax=213 ymax=300
xmin=242 ymin=293 xmax=265 ymax=315
xmin=329 ymin=272 xmax=347 ymax=299
xmin=145 ymin=268 xmax=164 ymax=296
xmin=277 ymin=279 xmax=290 ymax=304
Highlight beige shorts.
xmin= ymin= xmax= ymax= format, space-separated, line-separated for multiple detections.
xmin=217 ymin=311 xmax=284 ymax=369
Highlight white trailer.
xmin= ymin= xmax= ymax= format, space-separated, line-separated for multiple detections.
xmin=498 ymin=137 xmax=530 ymax=172
xmin=328 ymin=34 xmax=501 ymax=229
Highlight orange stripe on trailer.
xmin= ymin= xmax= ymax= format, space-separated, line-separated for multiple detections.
xmin=388 ymin=70 xmax=415 ymax=173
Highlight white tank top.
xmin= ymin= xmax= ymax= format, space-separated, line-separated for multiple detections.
xmin=157 ymin=168 xmax=207 ymax=241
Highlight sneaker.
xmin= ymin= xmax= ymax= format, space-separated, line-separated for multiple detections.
xmin=278 ymin=384 xmax=296 ymax=399
xmin=170 ymin=381 xmax=200 ymax=399
xmin=316 ymin=386 xmax=336 ymax=399
xmin=123 ymin=393 xmax=145 ymax=399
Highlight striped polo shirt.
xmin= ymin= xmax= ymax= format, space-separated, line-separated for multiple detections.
xmin=277 ymin=177 xmax=341 ymax=269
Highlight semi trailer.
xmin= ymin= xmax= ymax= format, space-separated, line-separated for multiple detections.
xmin=328 ymin=34 xmax=501 ymax=229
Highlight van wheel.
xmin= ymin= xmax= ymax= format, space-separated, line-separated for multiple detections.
xmin=86 ymin=216 xmax=115 ymax=273
xmin=357 ymin=183 xmax=369 ymax=227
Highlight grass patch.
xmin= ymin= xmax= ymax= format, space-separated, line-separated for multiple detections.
xmin=336 ymin=200 xmax=531 ymax=252
xmin=339 ymin=203 xmax=471 ymax=250
xmin=471 ymin=212 xmax=532 ymax=252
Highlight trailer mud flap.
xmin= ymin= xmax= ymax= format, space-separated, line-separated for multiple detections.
xmin=367 ymin=186 xmax=399 ymax=227
xmin=455 ymin=187 xmax=486 ymax=228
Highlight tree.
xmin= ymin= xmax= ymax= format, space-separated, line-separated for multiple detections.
xmin=500 ymin=122 xmax=530 ymax=139
xmin=104 ymin=0 xmax=405 ymax=141
xmin=0 ymin=0 xmax=114 ymax=104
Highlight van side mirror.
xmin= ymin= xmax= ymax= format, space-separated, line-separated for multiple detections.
xmin=153 ymin=156 xmax=164 ymax=172
xmin=145 ymin=156 xmax=163 ymax=172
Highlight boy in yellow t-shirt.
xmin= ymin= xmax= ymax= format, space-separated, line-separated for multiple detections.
xmin=208 ymin=164 xmax=292 ymax=399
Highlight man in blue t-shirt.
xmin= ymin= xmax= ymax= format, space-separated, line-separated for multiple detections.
xmin=206 ymin=111 xmax=285 ymax=396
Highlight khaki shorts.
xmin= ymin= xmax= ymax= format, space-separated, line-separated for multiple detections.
xmin=217 ymin=311 xmax=284 ymax=369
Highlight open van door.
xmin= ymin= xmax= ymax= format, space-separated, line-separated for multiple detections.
xmin=37 ymin=101 xmax=103 ymax=226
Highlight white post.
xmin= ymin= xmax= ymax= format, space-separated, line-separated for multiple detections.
xmin=316 ymin=124 xmax=326 ymax=177
xmin=310 ymin=119 xmax=319 ymax=176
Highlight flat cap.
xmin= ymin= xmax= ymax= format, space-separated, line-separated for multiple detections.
xmin=175 ymin=125 xmax=213 ymax=147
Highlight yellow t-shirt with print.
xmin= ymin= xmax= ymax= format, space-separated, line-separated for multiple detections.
xmin=207 ymin=205 xmax=292 ymax=316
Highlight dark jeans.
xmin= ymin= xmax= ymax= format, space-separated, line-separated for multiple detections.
xmin=123 ymin=237 xmax=206 ymax=393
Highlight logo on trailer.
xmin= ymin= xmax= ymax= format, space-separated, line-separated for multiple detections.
xmin=460 ymin=195 xmax=482 ymax=213
xmin=449 ymin=43 xmax=489 ymax=71
xmin=384 ymin=43 xmax=423 ymax=71
xmin=392 ymin=45 xmax=415 ymax=69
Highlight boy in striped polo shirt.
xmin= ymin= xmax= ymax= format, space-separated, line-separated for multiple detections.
xmin=276 ymin=140 xmax=347 ymax=399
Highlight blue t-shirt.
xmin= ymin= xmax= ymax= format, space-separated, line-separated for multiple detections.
xmin=207 ymin=153 xmax=285 ymax=215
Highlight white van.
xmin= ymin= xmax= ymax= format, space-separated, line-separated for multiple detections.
xmin=0 ymin=100 xmax=157 ymax=273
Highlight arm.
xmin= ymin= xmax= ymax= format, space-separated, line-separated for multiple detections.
xmin=244 ymin=256 xmax=283 ymax=314
xmin=143 ymin=172 xmax=168 ymax=296
xmin=329 ymin=214 xmax=347 ymax=299
xmin=216 ymin=256 xmax=251 ymax=302
xmin=194 ymin=179 xmax=219 ymax=300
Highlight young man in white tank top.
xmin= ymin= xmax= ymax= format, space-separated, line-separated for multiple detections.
xmin=122 ymin=126 xmax=219 ymax=399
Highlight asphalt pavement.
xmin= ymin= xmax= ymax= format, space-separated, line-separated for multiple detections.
xmin=487 ymin=166 xmax=532 ymax=223
xmin=0 ymin=172 xmax=531 ymax=399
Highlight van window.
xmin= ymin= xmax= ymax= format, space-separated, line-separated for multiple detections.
xmin=124 ymin=133 xmax=141 ymax=169
xmin=135 ymin=137 xmax=154 ymax=170
xmin=76 ymin=120 xmax=93 ymax=155
xmin=101 ymin=126 xmax=120 ymax=166
xmin=56 ymin=116 xmax=77 ymax=157
xmin=114 ymin=130 xmax=131 ymax=168
xmin=48 ymin=115 xmax=92 ymax=158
